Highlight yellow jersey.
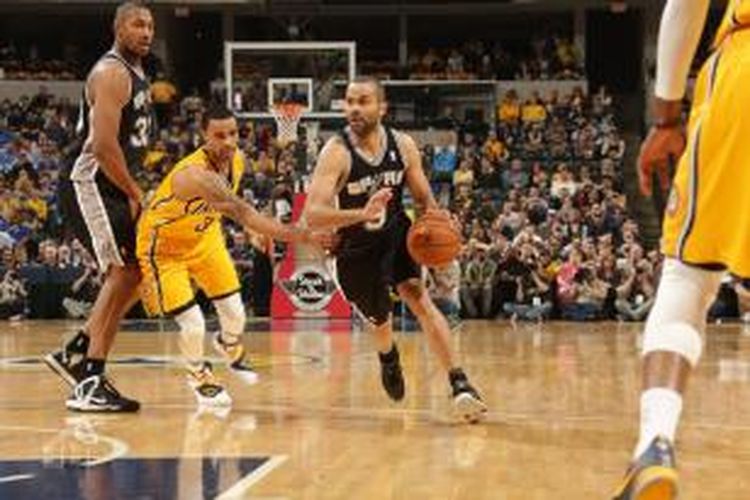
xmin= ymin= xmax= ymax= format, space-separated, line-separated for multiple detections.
xmin=715 ymin=0 xmax=750 ymax=47
xmin=137 ymin=147 xmax=245 ymax=257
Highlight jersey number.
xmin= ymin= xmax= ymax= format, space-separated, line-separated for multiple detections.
xmin=364 ymin=211 xmax=387 ymax=231
xmin=130 ymin=116 xmax=151 ymax=148
xmin=195 ymin=216 xmax=215 ymax=233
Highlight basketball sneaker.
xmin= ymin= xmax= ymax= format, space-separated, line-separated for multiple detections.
xmin=66 ymin=375 xmax=140 ymax=413
xmin=188 ymin=363 xmax=232 ymax=407
xmin=213 ymin=333 xmax=259 ymax=385
xmin=43 ymin=330 xmax=87 ymax=387
xmin=612 ymin=435 xmax=678 ymax=500
xmin=450 ymin=370 xmax=487 ymax=423
xmin=378 ymin=345 xmax=405 ymax=401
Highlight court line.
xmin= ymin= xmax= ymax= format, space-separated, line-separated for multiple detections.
xmin=0 ymin=474 xmax=34 ymax=484
xmin=82 ymin=435 xmax=129 ymax=467
xmin=215 ymin=455 xmax=288 ymax=500
xmin=0 ymin=423 xmax=129 ymax=467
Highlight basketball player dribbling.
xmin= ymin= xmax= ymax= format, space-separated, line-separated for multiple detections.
xmin=304 ymin=76 xmax=487 ymax=422
xmin=613 ymin=0 xmax=750 ymax=497
xmin=44 ymin=1 xmax=154 ymax=412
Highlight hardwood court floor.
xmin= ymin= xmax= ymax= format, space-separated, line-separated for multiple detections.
xmin=1 ymin=319 xmax=750 ymax=499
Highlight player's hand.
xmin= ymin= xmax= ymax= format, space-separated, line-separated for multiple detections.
xmin=128 ymin=196 xmax=143 ymax=221
xmin=637 ymin=126 xmax=685 ymax=197
xmin=425 ymin=207 xmax=462 ymax=234
xmin=362 ymin=188 xmax=392 ymax=222
xmin=638 ymin=98 xmax=685 ymax=197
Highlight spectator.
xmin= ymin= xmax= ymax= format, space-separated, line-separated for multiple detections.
xmin=502 ymin=243 xmax=553 ymax=321
xmin=0 ymin=269 xmax=26 ymax=320
xmin=460 ymin=243 xmax=496 ymax=318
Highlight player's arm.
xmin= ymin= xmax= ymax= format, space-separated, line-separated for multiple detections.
xmin=171 ymin=165 xmax=309 ymax=244
xmin=304 ymin=137 xmax=391 ymax=229
xmin=638 ymin=0 xmax=710 ymax=196
xmin=88 ymin=63 xmax=142 ymax=202
xmin=398 ymin=131 xmax=439 ymax=215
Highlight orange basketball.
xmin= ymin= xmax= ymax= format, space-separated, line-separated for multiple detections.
xmin=407 ymin=211 xmax=462 ymax=267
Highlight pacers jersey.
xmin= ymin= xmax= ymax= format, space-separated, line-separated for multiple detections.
xmin=336 ymin=126 xmax=408 ymax=254
xmin=714 ymin=0 xmax=750 ymax=47
xmin=138 ymin=147 xmax=245 ymax=256
xmin=67 ymin=50 xmax=153 ymax=182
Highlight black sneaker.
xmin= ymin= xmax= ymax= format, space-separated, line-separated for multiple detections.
xmin=43 ymin=346 xmax=85 ymax=388
xmin=379 ymin=346 xmax=405 ymax=402
xmin=66 ymin=375 xmax=141 ymax=413
xmin=450 ymin=374 xmax=487 ymax=424
xmin=612 ymin=435 xmax=678 ymax=500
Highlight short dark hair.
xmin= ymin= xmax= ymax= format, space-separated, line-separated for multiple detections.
xmin=201 ymin=104 xmax=235 ymax=129
xmin=114 ymin=1 xmax=150 ymax=30
xmin=350 ymin=75 xmax=386 ymax=102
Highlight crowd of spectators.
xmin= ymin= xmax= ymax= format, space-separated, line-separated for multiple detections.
xmin=361 ymin=36 xmax=584 ymax=81
xmin=418 ymin=85 xmax=665 ymax=322
xmin=0 ymin=41 xmax=78 ymax=81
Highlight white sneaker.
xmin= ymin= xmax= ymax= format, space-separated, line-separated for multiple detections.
xmin=187 ymin=363 xmax=232 ymax=407
xmin=213 ymin=333 xmax=259 ymax=385
xmin=451 ymin=378 xmax=487 ymax=424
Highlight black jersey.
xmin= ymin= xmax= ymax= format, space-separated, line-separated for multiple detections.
xmin=336 ymin=126 xmax=408 ymax=253
xmin=66 ymin=50 xmax=153 ymax=182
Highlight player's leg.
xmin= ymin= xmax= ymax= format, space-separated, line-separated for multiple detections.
xmin=143 ymin=252 xmax=231 ymax=407
xmin=613 ymin=259 xmax=721 ymax=499
xmin=393 ymin=219 xmax=486 ymax=422
xmin=190 ymin=244 xmax=258 ymax=385
xmin=175 ymin=304 xmax=231 ymax=407
xmin=336 ymin=252 xmax=405 ymax=401
xmin=396 ymin=278 xmax=487 ymax=423
xmin=49 ymin=178 xmax=141 ymax=412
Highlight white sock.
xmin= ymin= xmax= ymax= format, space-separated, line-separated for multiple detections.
xmin=633 ymin=387 xmax=683 ymax=459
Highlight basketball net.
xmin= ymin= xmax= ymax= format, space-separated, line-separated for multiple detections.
xmin=271 ymin=103 xmax=305 ymax=146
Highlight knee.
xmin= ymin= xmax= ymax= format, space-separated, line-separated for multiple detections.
xmin=642 ymin=322 xmax=702 ymax=367
xmin=214 ymin=293 xmax=246 ymax=333
xmin=175 ymin=304 xmax=206 ymax=335
xmin=110 ymin=264 xmax=141 ymax=289
xmin=398 ymin=280 xmax=425 ymax=305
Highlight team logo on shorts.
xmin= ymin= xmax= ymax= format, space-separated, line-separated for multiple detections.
xmin=666 ymin=186 xmax=680 ymax=216
xmin=281 ymin=265 xmax=337 ymax=312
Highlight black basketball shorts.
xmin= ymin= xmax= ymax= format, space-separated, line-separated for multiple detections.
xmin=335 ymin=218 xmax=420 ymax=326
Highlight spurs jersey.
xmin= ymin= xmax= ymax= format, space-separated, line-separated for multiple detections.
xmin=66 ymin=50 xmax=153 ymax=183
xmin=336 ymin=126 xmax=408 ymax=255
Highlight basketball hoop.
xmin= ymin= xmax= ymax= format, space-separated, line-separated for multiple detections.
xmin=271 ymin=103 xmax=305 ymax=145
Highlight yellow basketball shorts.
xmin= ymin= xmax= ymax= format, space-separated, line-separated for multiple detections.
xmin=138 ymin=234 xmax=241 ymax=316
xmin=661 ymin=30 xmax=750 ymax=278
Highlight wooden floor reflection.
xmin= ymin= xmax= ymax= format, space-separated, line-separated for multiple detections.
xmin=1 ymin=319 xmax=750 ymax=499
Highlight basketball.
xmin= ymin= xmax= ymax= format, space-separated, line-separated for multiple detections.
xmin=407 ymin=211 xmax=462 ymax=267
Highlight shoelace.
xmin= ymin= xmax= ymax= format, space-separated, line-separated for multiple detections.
xmin=74 ymin=375 xmax=101 ymax=404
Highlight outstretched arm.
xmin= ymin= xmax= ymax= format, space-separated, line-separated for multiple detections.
xmin=172 ymin=165 xmax=308 ymax=243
